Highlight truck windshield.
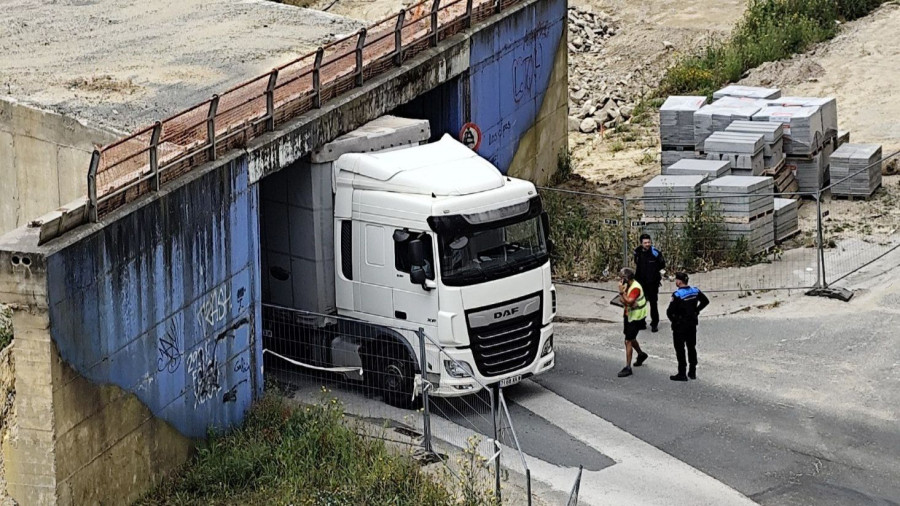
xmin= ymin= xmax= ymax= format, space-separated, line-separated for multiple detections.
xmin=438 ymin=215 xmax=549 ymax=286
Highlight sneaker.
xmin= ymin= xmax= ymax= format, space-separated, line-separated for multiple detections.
xmin=651 ymin=325 xmax=659 ymax=333
xmin=617 ymin=367 xmax=633 ymax=378
xmin=670 ymin=374 xmax=688 ymax=382
xmin=634 ymin=352 xmax=649 ymax=367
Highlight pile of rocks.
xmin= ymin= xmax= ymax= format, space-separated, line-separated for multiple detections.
xmin=567 ymin=6 xmax=615 ymax=55
xmin=566 ymin=6 xmax=639 ymax=134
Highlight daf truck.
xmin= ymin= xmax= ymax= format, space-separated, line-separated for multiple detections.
xmin=261 ymin=116 xmax=556 ymax=408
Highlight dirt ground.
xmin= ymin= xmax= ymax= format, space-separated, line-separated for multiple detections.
xmin=565 ymin=0 xmax=899 ymax=195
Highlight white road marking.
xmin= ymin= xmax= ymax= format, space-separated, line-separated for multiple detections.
xmin=513 ymin=380 xmax=757 ymax=505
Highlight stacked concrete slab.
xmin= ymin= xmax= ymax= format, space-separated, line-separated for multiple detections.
xmin=752 ymin=105 xmax=824 ymax=156
xmin=694 ymin=97 xmax=764 ymax=148
xmin=725 ymin=120 xmax=784 ymax=170
xmin=660 ymin=96 xmax=708 ymax=169
xmin=829 ymin=143 xmax=883 ymax=198
xmin=768 ymin=96 xmax=838 ymax=140
xmin=643 ymin=175 xmax=706 ymax=217
xmin=713 ymin=85 xmax=782 ymax=100
xmin=663 ymin=159 xmax=731 ymax=181
xmin=701 ymin=176 xmax=775 ymax=253
xmin=660 ymin=96 xmax=708 ymax=147
xmin=785 ymin=152 xmax=827 ymax=193
xmin=704 ymin=131 xmax=766 ymax=176
xmin=773 ymin=198 xmax=800 ymax=242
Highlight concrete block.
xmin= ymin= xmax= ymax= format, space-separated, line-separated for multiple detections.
xmin=0 ymin=131 xmax=19 ymax=232
xmin=55 ymin=146 xmax=91 ymax=205
xmin=14 ymin=135 xmax=61 ymax=228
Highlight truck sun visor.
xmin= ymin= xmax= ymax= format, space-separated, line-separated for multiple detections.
xmin=427 ymin=196 xmax=543 ymax=234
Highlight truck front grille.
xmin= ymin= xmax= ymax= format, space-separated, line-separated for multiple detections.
xmin=466 ymin=293 xmax=542 ymax=377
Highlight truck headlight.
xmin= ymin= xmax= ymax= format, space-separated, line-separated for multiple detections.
xmin=541 ymin=335 xmax=554 ymax=357
xmin=444 ymin=360 xmax=474 ymax=378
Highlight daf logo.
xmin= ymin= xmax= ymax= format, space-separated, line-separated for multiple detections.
xmin=494 ymin=307 xmax=519 ymax=319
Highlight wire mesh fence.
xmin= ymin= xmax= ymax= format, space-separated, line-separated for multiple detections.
xmin=261 ymin=304 xmax=534 ymax=503
xmin=541 ymin=149 xmax=899 ymax=295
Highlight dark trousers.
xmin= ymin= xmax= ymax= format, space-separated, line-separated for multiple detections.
xmin=673 ymin=326 xmax=697 ymax=374
xmin=645 ymin=291 xmax=660 ymax=326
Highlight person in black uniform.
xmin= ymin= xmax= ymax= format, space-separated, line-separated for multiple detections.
xmin=666 ymin=272 xmax=710 ymax=381
xmin=633 ymin=234 xmax=666 ymax=332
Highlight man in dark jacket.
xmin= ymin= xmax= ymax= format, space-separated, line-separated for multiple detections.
xmin=633 ymin=234 xmax=666 ymax=332
xmin=666 ymin=272 xmax=710 ymax=381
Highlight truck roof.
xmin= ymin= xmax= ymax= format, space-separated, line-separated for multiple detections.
xmin=333 ymin=135 xmax=507 ymax=196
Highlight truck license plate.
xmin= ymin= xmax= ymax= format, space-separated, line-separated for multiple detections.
xmin=500 ymin=375 xmax=522 ymax=388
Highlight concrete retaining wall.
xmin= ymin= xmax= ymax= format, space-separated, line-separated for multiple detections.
xmin=0 ymin=99 xmax=119 ymax=236
xmin=0 ymin=151 xmax=263 ymax=505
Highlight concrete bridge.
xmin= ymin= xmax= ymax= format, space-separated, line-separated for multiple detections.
xmin=0 ymin=0 xmax=567 ymax=503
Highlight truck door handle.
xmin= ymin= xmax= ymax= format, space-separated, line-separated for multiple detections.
xmin=395 ymin=311 xmax=407 ymax=320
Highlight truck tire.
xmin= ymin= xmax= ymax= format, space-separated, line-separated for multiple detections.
xmin=365 ymin=344 xmax=421 ymax=410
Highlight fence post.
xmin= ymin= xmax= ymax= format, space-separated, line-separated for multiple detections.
xmin=87 ymin=150 xmax=100 ymax=222
xmin=207 ymin=95 xmax=219 ymax=161
xmin=430 ymin=0 xmax=442 ymax=46
xmin=149 ymin=121 xmax=162 ymax=192
xmin=355 ymin=28 xmax=367 ymax=87
xmin=417 ymin=328 xmax=434 ymax=455
xmin=622 ymin=198 xmax=630 ymax=271
xmin=491 ymin=385 xmax=501 ymax=503
xmin=816 ymin=191 xmax=827 ymax=288
xmin=394 ymin=9 xmax=406 ymax=65
xmin=266 ymin=69 xmax=278 ymax=131
xmin=465 ymin=0 xmax=473 ymax=28
xmin=526 ymin=468 xmax=532 ymax=506
xmin=313 ymin=47 xmax=324 ymax=108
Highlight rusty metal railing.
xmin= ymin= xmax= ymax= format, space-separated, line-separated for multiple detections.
xmin=87 ymin=0 xmax=522 ymax=221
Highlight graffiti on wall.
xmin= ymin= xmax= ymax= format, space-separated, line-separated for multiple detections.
xmin=513 ymin=21 xmax=551 ymax=103
xmin=186 ymin=315 xmax=250 ymax=408
xmin=157 ymin=314 xmax=183 ymax=373
xmin=197 ymin=285 xmax=230 ymax=328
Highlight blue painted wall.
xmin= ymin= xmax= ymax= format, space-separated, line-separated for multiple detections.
xmin=388 ymin=0 xmax=566 ymax=175
xmin=470 ymin=0 xmax=566 ymax=172
xmin=46 ymin=156 xmax=262 ymax=439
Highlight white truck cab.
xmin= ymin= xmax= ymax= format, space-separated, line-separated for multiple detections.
xmin=332 ymin=133 xmax=556 ymax=399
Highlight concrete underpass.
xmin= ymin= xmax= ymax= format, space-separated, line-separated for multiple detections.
xmin=0 ymin=0 xmax=568 ymax=503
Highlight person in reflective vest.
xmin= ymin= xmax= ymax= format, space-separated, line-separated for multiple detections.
xmin=617 ymin=268 xmax=649 ymax=378
xmin=666 ymin=272 xmax=710 ymax=381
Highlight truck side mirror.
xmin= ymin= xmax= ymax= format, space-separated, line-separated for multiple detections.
xmin=541 ymin=211 xmax=554 ymax=254
xmin=408 ymin=239 xmax=427 ymax=285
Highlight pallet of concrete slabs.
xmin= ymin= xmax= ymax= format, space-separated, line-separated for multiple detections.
xmin=660 ymin=96 xmax=708 ymax=147
xmin=703 ymin=131 xmax=766 ymax=154
xmin=701 ymin=176 xmax=775 ymax=216
xmin=786 ymin=152 xmax=826 ymax=193
xmin=707 ymin=152 xmax=765 ymax=177
xmin=661 ymin=149 xmax=702 ymax=170
xmin=773 ymin=198 xmax=800 ymax=242
xmin=643 ymin=175 xmax=706 ymax=215
xmin=721 ymin=215 xmax=775 ymax=253
xmin=829 ymin=143 xmax=883 ymax=197
xmin=768 ymin=96 xmax=838 ymax=138
xmin=753 ymin=105 xmax=824 ymax=156
xmin=663 ymin=159 xmax=732 ymax=181
xmin=713 ymin=85 xmax=782 ymax=100
xmin=693 ymin=97 xmax=765 ymax=147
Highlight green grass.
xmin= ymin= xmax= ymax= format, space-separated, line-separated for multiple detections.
xmin=659 ymin=0 xmax=891 ymax=96
xmin=136 ymin=394 xmax=491 ymax=506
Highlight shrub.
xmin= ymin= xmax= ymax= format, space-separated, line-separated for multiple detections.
xmin=658 ymin=0 xmax=889 ymax=96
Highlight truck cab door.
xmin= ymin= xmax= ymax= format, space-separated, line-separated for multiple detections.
xmin=391 ymin=231 xmax=439 ymax=329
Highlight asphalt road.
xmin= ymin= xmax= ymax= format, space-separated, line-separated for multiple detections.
xmin=506 ymin=289 xmax=900 ymax=505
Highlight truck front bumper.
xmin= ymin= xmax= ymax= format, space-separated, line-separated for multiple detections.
xmin=429 ymin=323 xmax=555 ymax=397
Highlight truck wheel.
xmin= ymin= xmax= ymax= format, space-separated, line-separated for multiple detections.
xmin=368 ymin=346 xmax=420 ymax=410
